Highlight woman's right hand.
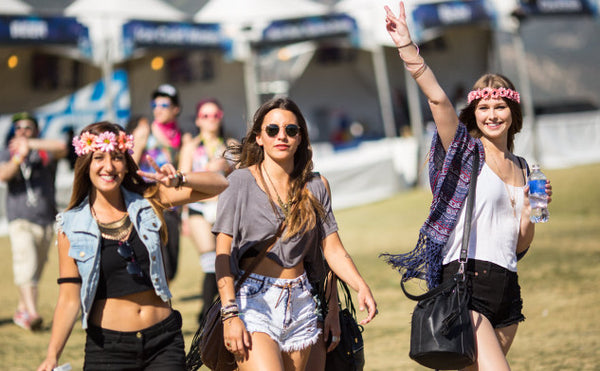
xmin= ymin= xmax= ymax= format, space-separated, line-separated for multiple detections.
xmin=36 ymin=356 xmax=58 ymax=371
xmin=223 ymin=316 xmax=252 ymax=361
xmin=384 ymin=2 xmax=413 ymax=49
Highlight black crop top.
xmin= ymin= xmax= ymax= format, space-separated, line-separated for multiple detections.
xmin=94 ymin=228 xmax=154 ymax=300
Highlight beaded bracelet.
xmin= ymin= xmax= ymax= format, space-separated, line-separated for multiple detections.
xmin=221 ymin=312 xmax=240 ymax=323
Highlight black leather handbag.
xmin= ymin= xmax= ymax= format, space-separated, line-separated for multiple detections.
xmin=400 ymin=154 xmax=479 ymax=370
xmin=325 ymin=280 xmax=365 ymax=371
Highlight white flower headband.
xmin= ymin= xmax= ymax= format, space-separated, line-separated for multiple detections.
xmin=467 ymin=87 xmax=520 ymax=104
xmin=72 ymin=131 xmax=134 ymax=157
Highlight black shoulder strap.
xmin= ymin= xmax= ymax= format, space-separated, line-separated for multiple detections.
xmin=459 ymin=152 xmax=480 ymax=265
xmin=234 ymin=222 xmax=285 ymax=292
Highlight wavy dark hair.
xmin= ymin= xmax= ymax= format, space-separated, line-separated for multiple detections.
xmin=228 ymin=97 xmax=325 ymax=239
xmin=66 ymin=121 xmax=168 ymax=244
xmin=458 ymin=73 xmax=523 ymax=152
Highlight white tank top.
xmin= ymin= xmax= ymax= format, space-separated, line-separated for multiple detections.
xmin=442 ymin=162 xmax=525 ymax=272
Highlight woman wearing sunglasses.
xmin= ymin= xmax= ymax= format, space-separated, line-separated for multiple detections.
xmin=179 ymin=98 xmax=237 ymax=324
xmin=37 ymin=121 xmax=228 ymax=371
xmin=212 ymin=97 xmax=377 ymax=370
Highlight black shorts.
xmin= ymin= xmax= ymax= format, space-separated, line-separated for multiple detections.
xmin=443 ymin=260 xmax=525 ymax=329
xmin=84 ymin=310 xmax=185 ymax=370
xmin=188 ymin=208 xmax=203 ymax=217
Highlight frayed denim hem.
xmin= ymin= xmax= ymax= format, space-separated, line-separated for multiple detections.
xmin=280 ymin=328 xmax=321 ymax=353
xmin=245 ymin=327 xmax=322 ymax=353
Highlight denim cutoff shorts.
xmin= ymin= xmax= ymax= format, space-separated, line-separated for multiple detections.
xmin=236 ymin=272 xmax=321 ymax=352
xmin=443 ymin=260 xmax=525 ymax=329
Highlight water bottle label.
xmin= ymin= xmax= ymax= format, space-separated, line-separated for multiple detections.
xmin=529 ymin=179 xmax=546 ymax=194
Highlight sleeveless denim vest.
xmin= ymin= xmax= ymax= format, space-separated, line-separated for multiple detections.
xmin=56 ymin=188 xmax=172 ymax=329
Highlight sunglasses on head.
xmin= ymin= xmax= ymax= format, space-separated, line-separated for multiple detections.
xmin=151 ymin=102 xmax=172 ymax=109
xmin=14 ymin=124 xmax=35 ymax=132
xmin=117 ymin=241 xmax=143 ymax=277
xmin=264 ymin=124 xmax=300 ymax=138
xmin=198 ymin=112 xmax=223 ymax=120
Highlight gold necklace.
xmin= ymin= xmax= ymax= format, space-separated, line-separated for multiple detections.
xmin=91 ymin=206 xmax=132 ymax=241
xmin=485 ymin=147 xmax=517 ymax=217
xmin=262 ymin=165 xmax=292 ymax=219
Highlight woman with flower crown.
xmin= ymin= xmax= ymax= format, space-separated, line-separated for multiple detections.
xmin=37 ymin=121 xmax=228 ymax=371
xmin=381 ymin=3 xmax=553 ymax=370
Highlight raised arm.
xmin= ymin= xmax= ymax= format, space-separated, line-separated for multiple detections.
xmin=37 ymin=233 xmax=81 ymax=371
xmin=137 ymin=155 xmax=228 ymax=207
xmin=385 ymin=1 xmax=458 ymax=150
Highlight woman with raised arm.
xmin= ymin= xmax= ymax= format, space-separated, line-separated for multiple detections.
xmin=381 ymin=3 xmax=552 ymax=370
xmin=180 ymin=98 xmax=238 ymax=324
xmin=37 ymin=121 xmax=228 ymax=371
xmin=212 ymin=97 xmax=377 ymax=371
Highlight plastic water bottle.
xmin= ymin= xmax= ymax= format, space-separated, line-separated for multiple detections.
xmin=53 ymin=364 xmax=72 ymax=371
xmin=528 ymin=164 xmax=549 ymax=223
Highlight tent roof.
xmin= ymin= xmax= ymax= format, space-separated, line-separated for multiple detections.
xmin=0 ymin=0 xmax=32 ymax=15
xmin=194 ymin=0 xmax=329 ymax=24
xmin=65 ymin=0 xmax=186 ymax=21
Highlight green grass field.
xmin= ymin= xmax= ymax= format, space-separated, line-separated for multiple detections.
xmin=1 ymin=163 xmax=599 ymax=370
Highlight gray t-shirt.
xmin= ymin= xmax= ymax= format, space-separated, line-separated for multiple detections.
xmin=212 ymin=168 xmax=338 ymax=282
xmin=0 ymin=149 xmax=58 ymax=225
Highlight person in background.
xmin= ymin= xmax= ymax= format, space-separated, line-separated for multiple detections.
xmin=179 ymin=98 xmax=236 ymax=324
xmin=212 ymin=97 xmax=377 ymax=370
xmin=131 ymin=84 xmax=185 ymax=281
xmin=381 ymin=3 xmax=553 ymax=370
xmin=0 ymin=112 xmax=67 ymax=331
xmin=36 ymin=121 xmax=228 ymax=370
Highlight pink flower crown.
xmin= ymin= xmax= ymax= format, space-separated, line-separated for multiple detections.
xmin=467 ymin=87 xmax=520 ymax=104
xmin=72 ymin=131 xmax=134 ymax=157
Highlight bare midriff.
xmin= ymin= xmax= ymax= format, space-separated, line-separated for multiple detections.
xmin=89 ymin=290 xmax=171 ymax=331
xmin=239 ymin=256 xmax=304 ymax=280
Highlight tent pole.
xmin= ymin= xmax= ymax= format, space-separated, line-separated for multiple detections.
xmin=372 ymin=45 xmax=397 ymax=138
xmin=512 ymin=31 xmax=538 ymax=163
xmin=244 ymin=48 xmax=260 ymax=123
xmin=101 ymin=37 xmax=115 ymax=122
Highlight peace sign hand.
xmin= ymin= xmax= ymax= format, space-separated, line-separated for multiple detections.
xmin=384 ymin=2 xmax=413 ymax=48
xmin=136 ymin=155 xmax=179 ymax=187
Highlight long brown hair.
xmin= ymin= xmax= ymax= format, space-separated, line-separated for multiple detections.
xmin=458 ymin=73 xmax=523 ymax=152
xmin=67 ymin=121 xmax=169 ymax=244
xmin=230 ymin=98 xmax=325 ymax=239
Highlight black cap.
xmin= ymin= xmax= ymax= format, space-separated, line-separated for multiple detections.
xmin=151 ymin=84 xmax=179 ymax=106
xmin=11 ymin=112 xmax=38 ymax=128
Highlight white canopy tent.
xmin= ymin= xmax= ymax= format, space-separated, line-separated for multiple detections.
xmin=65 ymin=0 xmax=187 ymax=120
xmin=194 ymin=0 xmax=330 ymax=118
xmin=0 ymin=0 xmax=32 ymax=15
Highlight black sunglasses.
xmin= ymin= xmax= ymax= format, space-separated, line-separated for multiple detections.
xmin=264 ymin=124 xmax=300 ymax=138
xmin=117 ymin=241 xmax=143 ymax=277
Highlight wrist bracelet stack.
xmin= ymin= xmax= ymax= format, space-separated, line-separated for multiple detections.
xmin=398 ymin=41 xmax=428 ymax=79
xmin=174 ymin=170 xmax=187 ymax=189
xmin=220 ymin=303 xmax=240 ymax=322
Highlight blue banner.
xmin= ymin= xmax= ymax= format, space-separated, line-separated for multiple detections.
xmin=517 ymin=0 xmax=597 ymax=16
xmin=0 ymin=15 xmax=90 ymax=52
xmin=259 ymin=14 xmax=359 ymax=47
xmin=411 ymin=0 xmax=495 ymax=41
xmin=122 ymin=20 xmax=231 ymax=58
xmin=413 ymin=0 xmax=494 ymax=29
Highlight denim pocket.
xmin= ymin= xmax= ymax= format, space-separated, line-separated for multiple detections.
xmin=238 ymin=278 xmax=265 ymax=299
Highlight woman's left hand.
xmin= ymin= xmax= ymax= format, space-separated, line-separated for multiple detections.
xmin=357 ymin=285 xmax=378 ymax=325
xmin=136 ymin=155 xmax=179 ymax=187
xmin=324 ymin=304 xmax=341 ymax=352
